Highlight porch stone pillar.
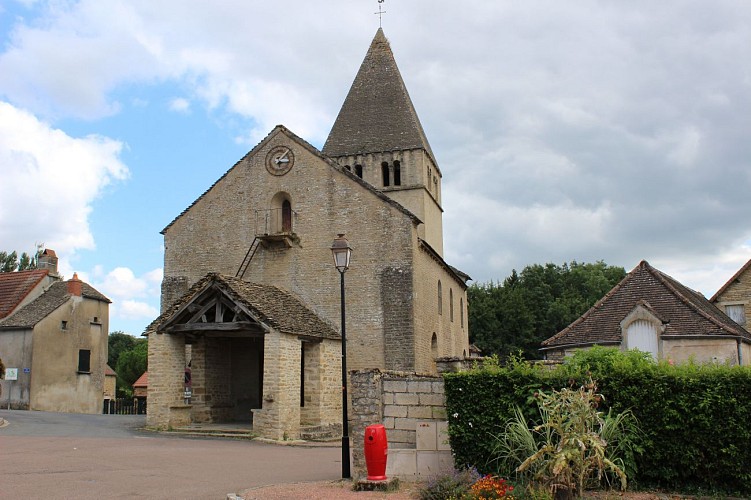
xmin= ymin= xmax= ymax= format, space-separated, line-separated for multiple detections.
xmin=252 ymin=332 xmax=302 ymax=440
xmin=146 ymin=332 xmax=187 ymax=429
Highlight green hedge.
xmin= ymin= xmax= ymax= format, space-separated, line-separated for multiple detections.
xmin=444 ymin=353 xmax=751 ymax=494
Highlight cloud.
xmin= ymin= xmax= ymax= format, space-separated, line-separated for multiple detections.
xmin=89 ymin=266 xmax=162 ymax=323
xmin=0 ymin=101 xmax=129 ymax=258
xmin=1 ymin=0 xmax=750 ymax=311
xmin=169 ymin=97 xmax=190 ymax=113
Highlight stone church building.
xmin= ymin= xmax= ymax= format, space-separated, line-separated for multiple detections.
xmin=146 ymin=29 xmax=470 ymax=440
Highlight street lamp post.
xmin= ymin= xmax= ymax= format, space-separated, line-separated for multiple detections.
xmin=331 ymin=233 xmax=353 ymax=479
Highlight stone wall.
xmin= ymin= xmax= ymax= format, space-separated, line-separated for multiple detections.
xmin=350 ymin=369 xmax=448 ymax=473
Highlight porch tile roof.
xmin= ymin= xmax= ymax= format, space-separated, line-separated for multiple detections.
xmin=146 ymin=273 xmax=340 ymax=341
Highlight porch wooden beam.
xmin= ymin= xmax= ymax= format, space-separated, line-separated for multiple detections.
xmin=167 ymin=321 xmax=263 ymax=333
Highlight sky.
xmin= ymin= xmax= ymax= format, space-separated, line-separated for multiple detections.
xmin=1 ymin=1 xmax=750 ymax=337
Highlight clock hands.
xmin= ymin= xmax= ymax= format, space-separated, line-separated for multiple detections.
xmin=274 ymin=149 xmax=290 ymax=165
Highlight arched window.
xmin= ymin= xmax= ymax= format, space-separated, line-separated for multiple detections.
xmin=460 ymin=298 xmax=464 ymax=329
xmin=393 ymin=160 xmax=401 ymax=186
xmin=431 ymin=333 xmax=438 ymax=356
xmin=355 ymin=164 xmax=363 ymax=178
xmin=282 ymin=200 xmax=292 ymax=232
xmin=450 ymin=289 xmax=454 ymax=322
xmin=382 ymin=162 xmax=390 ymax=187
xmin=438 ymin=281 xmax=443 ymax=315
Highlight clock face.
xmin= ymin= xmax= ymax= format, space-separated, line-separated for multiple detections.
xmin=265 ymin=145 xmax=295 ymax=176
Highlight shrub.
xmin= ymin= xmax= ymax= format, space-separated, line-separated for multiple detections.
xmin=444 ymin=349 xmax=751 ymax=495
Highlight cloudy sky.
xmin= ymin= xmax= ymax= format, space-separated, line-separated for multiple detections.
xmin=1 ymin=0 xmax=750 ymax=336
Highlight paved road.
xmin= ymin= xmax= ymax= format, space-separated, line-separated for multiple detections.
xmin=0 ymin=409 xmax=342 ymax=499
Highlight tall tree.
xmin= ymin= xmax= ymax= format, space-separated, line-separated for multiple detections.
xmin=0 ymin=246 xmax=42 ymax=272
xmin=115 ymin=340 xmax=147 ymax=397
xmin=468 ymin=261 xmax=626 ymax=359
xmin=108 ymin=331 xmax=137 ymax=369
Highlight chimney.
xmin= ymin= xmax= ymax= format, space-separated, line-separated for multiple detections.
xmin=37 ymin=249 xmax=58 ymax=276
xmin=67 ymin=273 xmax=82 ymax=297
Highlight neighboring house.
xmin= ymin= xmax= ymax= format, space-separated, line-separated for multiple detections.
xmin=146 ymin=28 xmax=471 ymax=440
xmin=0 ymin=253 xmax=111 ymax=413
xmin=710 ymin=258 xmax=751 ymax=328
xmin=541 ymin=260 xmax=751 ymax=365
xmin=133 ymin=371 xmax=148 ymax=399
xmin=104 ymin=364 xmax=117 ymax=401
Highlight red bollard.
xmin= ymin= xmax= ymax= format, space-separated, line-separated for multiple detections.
xmin=364 ymin=424 xmax=388 ymax=480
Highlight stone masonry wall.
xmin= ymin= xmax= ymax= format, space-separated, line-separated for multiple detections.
xmin=350 ymin=369 xmax=446 ymax=471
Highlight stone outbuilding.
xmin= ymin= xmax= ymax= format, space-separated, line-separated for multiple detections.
xmin=146 ymin=28 xmax=471 ymax=440
xmin=541 ymin=260 xmax=751 ymax=364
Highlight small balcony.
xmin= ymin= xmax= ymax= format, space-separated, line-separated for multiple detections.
xmin=254 ymin=208 xmax=298 ymax=248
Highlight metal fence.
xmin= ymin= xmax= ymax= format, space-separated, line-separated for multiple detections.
xmin=103 ymin=398 xmax=147 ymax=415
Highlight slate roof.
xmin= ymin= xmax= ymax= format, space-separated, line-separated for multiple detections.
xmin=0 ymin=269 xmax=49 ymax=319
xmin=146 ymin=273 xmax=339 ymax=341
xmin=322 ymin=28 xmax=438 ymax=169
xmin=0 ymin=280 xmax=110 ymax=329
xmin=710 ymin=258 xmax=751 ymax=302
xmin=541 ymin=260 xmax=751 ymax=350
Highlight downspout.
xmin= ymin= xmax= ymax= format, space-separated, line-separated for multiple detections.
xmin=738 ymin=338 xmax=743 ymax=366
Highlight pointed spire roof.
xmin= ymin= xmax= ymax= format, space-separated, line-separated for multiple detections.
xmin=323 ymin=28 xmax=436 ymax=162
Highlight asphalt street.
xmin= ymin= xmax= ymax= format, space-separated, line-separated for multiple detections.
xmin=0 ymin=409 xmax=342 ymax=499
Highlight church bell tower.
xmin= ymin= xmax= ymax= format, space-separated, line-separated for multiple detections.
xmin=323 ymin=28 xmax=445 ymax=256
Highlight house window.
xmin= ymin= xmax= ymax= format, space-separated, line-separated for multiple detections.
xmin=78 ymin=349 xmax=91 ymax=373
xmin=382 ymin=162 xmax=390 ymax=187
xmin=449 ymin=289 xmax=454 ymax=322
xmin=725 ymin=304 xmax=746 ymax=325
xmin=438 ymin=281 xmax=443 ymax=315
xmin=355 ymin=164 xmax=363 ymax=178
xmin=393 ymin=160 xmax=401 ymax=186
xmin=61 ymin=321 xmax=68 ymax=330
xmin=344 ymin=165 xmax=351 ymax=171
xmin=625 ymin=319 xmax=658 ymax=360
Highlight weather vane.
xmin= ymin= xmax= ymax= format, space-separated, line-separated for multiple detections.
xmin=375 ymin=0 xmax=386 ymax=28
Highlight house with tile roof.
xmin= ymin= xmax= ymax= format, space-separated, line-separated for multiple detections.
xmin=0 ymin=255 xmax=111 ymax=413
xmin=146 ymin=29 xmax=471 ymax=440
xmin=541 ymin=260 xmax=751 ymax=365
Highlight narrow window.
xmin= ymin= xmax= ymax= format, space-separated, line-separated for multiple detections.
xmin=78 ymin=349 xmax=91 ymax=373
xmin=393 ymin=160 xmax=401 ymax=186
xmin=300 ymin=343 xmax=305 ymax=407
xmin=382 ymin=162 xmax=390 ymax=187
xmin=431 ymin=333 xmax=438 ymax=357
xmin=438 ymin=281 xmax=443 ymax=315
xmin=450 ymin=289 xmax=454 ymax=322
xmin=460 ymin=298 xmax=464 ymax=329
xmin=61 ymin=320 xmax=68 ymax=330
xmin=355 ymin=164 xmax=363 ymax=178
xmin=282 ymin=200 xmax=292 ymax=232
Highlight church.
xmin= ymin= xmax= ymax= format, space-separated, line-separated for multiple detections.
xmin=146 ymin=28 xmax=470 ymax=440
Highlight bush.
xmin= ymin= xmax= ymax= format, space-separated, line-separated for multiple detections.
xmin=444 ymin=349 xmax=751 ymax=495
